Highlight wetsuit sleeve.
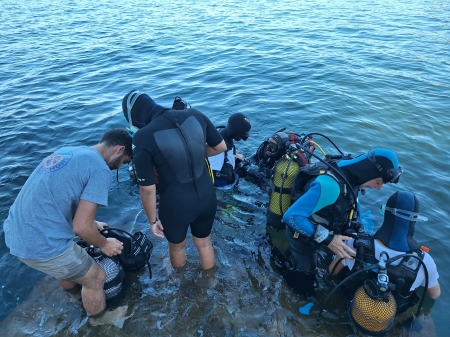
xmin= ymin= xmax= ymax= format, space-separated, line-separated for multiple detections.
xmin=204 ymin=115 xmax=223 ymax=148
xmin=282 ymin=175 xmax=340 ymax=238
xmin=132 ymin=133 xmax=156 ymax=186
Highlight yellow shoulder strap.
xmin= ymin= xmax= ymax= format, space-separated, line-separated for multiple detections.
xmin=205 ymin=157 xmax=214 ymax=183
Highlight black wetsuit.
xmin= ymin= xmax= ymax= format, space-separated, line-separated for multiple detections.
xmin=133 ymin=107 xmax=223 ymax=244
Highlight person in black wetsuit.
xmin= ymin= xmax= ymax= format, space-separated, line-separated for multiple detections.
xmin=122 ymin=90 xmax=226 ymax=270
xmin=208 ymin=113 xmax=251 ymax=189
xmin=236 ymin=130 xmax=306 ymax=188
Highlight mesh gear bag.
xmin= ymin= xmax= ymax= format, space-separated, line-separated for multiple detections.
xmin=75 ymin=240 xmax=125 ymax=300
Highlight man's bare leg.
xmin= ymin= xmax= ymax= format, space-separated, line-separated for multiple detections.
xmin=73 ymin=262 xmax=106 ymax=315
xmin=169 ymin=239 xmax=187 ymax=268
xmin=58 ymin=279 xmax=77 ymax=290
xmin=193 ymin=235 xmax=215 ymax=270
xmin=58 ymin=279 xmax=81 ymax=297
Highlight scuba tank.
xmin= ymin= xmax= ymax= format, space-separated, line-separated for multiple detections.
xmin=265 ymin=132 xmax=316 ymax=230
xmin=348 ymin=252 xmax=397 ymax=336
xmin=266 ymin=132 xmax=352 ymax=231
xmin=320 ymin=249 xmax=430 ymax=337
xmin=266 ymin=153 xmax=302 ymax=230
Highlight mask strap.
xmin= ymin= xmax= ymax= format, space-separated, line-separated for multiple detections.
xmin=127 ymin=91 xmax=144 ymax=135
xmin=380 ymin=205 xmax=428 ymax=221
xmin=366 ymin=150 xmax=383 ymax=173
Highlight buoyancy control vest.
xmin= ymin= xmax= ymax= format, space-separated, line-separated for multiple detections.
xmin=343 ymin=235 xmax=425 ymax=314
xmin=290 ymin=160 xmax=358 ymax=233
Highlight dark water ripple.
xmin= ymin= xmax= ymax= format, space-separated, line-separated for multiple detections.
xmin=1 ymin=0 xmax=449 ymax=336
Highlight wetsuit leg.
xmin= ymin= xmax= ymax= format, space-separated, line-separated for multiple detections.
xmin=190 ymin=194 xmax=217 ymax=239
xmin=159 ymin=181 xmax=217 ymax=243
xmin=285 ymin=226 xmax=318 ymax=297
xmin=285 ymin=226 xmax=318 ymax=272
xmin=159 ymin=188 xmax=197 ymax=244
xmin=159 ymin=206 xmax=190 ymax=244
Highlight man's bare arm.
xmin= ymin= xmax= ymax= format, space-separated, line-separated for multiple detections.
xmin=427 ymin=282 xmax=441 ymax=299
xmin=139 ymin=184 xmax=165 ymax=238
xmin=206 ymin=140 xmax=227 ymax=157
xmin=72 ymin=200 xmax=123 ymax=256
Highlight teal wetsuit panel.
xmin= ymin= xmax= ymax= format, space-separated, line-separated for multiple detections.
xmin=311 ymin=175 xmax=340 ymax=213
xmin=283 ymin=174 xmax=340 ymax=237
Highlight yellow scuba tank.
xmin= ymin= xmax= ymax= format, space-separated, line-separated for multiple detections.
xmin=266 ymin=155 xmax=300 ymax=230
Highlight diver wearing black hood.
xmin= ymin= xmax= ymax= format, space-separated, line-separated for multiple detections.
xmin=122 ymin=90 xmax=227 ymax=270
xmin=208 ymin=113 xmax=251 ymax=188
xmin=236 ymin=130 xmax=309 ymax=188
xmin=282 ymin=148 xmax=402 ymax=297
xmin=329 ymin=191 xmax=440 ymax=314
xmin=253 ymin=131 xmax=292 ymax=167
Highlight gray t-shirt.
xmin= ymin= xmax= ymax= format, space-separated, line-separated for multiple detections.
xmin=4 ymin=146 xmax=112 ymax=259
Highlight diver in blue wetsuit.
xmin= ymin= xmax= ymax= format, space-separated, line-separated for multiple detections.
xmin=282 ymin=149 xmax=402 ymax=297
xmin=122 ymin=90 xmax=226 ymax=271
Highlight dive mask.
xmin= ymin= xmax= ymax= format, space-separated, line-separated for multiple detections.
xmin=380 ymin=204 xmax=428 ymax=222
xmin=266 ymin=140 xmax=278 ymax=153
xmin=240 ymin=131 xmax=250 ymax=141
xmin=384 ymin=167 xmax=403 ymax=184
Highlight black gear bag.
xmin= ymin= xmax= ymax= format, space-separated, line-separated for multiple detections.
xmin=100 ymin=228 xmax=154 ymax=278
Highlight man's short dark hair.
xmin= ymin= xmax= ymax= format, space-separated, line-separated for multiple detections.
xmin=100 ymin=129 xmax=133 ymax=158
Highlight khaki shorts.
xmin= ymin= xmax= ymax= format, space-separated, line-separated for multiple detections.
xmin=19 ymin=241 xmax=94 ymax=282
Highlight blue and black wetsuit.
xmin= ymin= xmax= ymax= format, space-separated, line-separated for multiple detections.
xmin=133 ymin=106 xmax=223 ymax=244
xmin=283 ymin=171 xmax=357 ymax=272
xmin=280 ymin=149 xmax=401 ymax=297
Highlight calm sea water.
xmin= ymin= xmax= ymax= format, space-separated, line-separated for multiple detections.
xmin=1 ymin=0 xmax=449 ymax=336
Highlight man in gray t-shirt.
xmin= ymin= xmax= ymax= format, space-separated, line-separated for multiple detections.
xmin=3 ymin=129 xmax=132 ymax=317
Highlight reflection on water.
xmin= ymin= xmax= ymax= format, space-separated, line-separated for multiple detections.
xmin=1 ymin=0 xmax=448 ymax=335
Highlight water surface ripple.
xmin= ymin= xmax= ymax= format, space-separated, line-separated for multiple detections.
xmin=1 ymin=1 xmax=449 ymax=336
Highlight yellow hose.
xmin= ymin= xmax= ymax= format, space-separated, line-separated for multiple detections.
xmin=310 ymin=140 xmax=326 ymax=156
